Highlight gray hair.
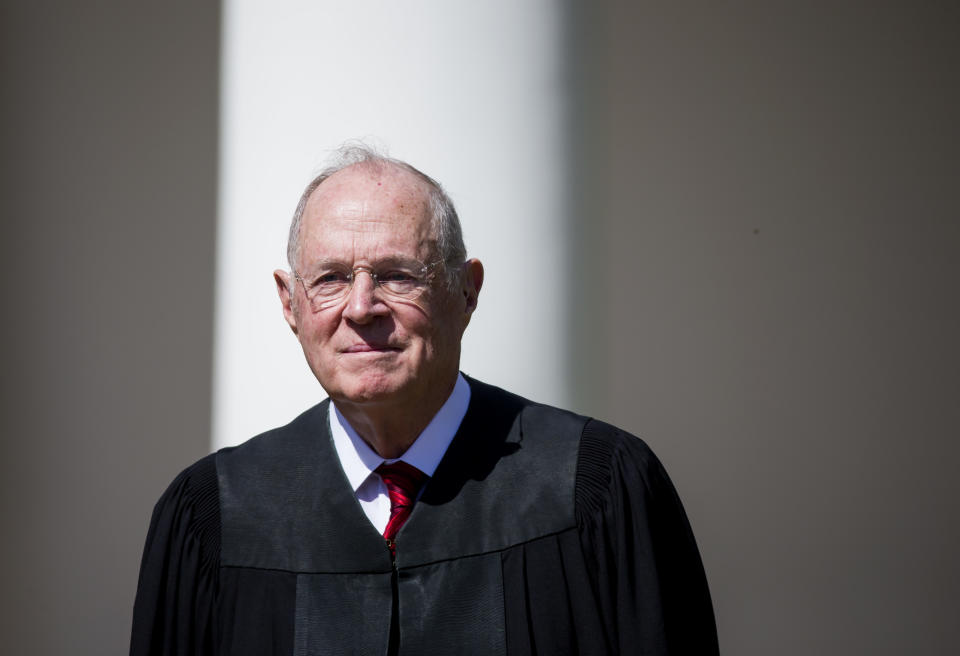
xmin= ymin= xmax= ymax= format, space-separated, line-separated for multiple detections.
xmin=286 ymin=143 xmax=467 ymax=289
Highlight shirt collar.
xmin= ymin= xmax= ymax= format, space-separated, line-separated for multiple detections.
xmin=329 ymin=373 xmax=471 ymax=493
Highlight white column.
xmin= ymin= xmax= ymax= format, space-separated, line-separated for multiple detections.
xmin=214 ymin=1 xmax=567 ymax=448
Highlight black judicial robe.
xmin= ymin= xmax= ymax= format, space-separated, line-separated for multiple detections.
xmin=131 ymin=378 xmax=718 ymax=655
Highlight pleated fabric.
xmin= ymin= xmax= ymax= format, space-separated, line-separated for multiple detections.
xmin=130 ymin=454 xmax=219 ymax=655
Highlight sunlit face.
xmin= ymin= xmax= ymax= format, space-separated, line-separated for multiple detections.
xmin=275 ymin=164 xmax=478 ymax=411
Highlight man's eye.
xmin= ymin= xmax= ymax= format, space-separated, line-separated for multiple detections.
xmin=380 ymin=271 xmax=418 ymax=283
xmin=315 ymin=272 xmax=350 ymax=285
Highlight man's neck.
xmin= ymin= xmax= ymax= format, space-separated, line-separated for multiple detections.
xmin=332 ymin=375 xmax=459 ymax=459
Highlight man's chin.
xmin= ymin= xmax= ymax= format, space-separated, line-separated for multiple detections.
xmin=327 ymin=375 xmax=411 ymax=407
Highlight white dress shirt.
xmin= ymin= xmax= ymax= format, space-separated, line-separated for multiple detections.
xmin=329 ymin=373 xmax=471 ymax=534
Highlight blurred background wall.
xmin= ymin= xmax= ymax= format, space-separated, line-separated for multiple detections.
xmin=566 ymin=4 xmax=960 ymax=653
xmin=1 ymin=1 xmax=220 ymax=654
xmin=1 ymin=1 xmax=957 ymax=655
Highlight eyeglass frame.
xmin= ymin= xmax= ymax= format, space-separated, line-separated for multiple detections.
xmin=292 ymin=259 xmax=446 ymax=312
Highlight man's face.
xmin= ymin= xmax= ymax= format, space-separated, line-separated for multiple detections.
xmin=275 ymin=164 xmax=480 ymax=410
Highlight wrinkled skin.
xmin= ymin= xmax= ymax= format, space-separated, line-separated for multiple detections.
xmin=274 ymin=163 xmax=483 ymax=456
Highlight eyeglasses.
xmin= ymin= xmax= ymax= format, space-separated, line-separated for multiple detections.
xmin=294 ymin=260 xmax=442 ymax=312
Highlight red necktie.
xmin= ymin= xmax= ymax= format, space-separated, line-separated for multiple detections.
xmin=376 ymin=461 xmax=428 ymax=556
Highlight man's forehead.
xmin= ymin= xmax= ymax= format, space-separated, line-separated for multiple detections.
xmin=298 ymin=163 xmax=437 ymax=258
xmin=307 ymin=163 xmax=431 ymax=214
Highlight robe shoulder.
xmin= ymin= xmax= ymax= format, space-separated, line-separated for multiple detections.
xmin=130 ymin=454 xmax=220 ymax=656
xmin=574 ymin=419 xmax=719 ymax=655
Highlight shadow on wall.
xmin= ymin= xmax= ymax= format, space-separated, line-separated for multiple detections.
xmin=564 ymin=3 xmax=960 ymax=656
xmin=0 ymin=1 xmax=220 ymax=654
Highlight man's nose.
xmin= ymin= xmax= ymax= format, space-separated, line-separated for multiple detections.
xmin=342 ymin=270 xmax=389 ymax=323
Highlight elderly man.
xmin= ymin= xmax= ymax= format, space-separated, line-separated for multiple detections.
xmin=131 ymin=147 xmax=718 ymax=655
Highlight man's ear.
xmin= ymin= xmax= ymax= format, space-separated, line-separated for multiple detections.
xmin=461 ymin=259 xmax=484 ymax=317
xmin=274 ymin=270 xmax=299 ymax=336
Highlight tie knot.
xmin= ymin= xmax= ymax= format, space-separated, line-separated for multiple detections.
xmin=375 ymin=460 xmax=428 ymax=504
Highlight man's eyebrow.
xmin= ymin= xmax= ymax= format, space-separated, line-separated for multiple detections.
xmin=308 ymin=258 xmax=350 ymax=269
